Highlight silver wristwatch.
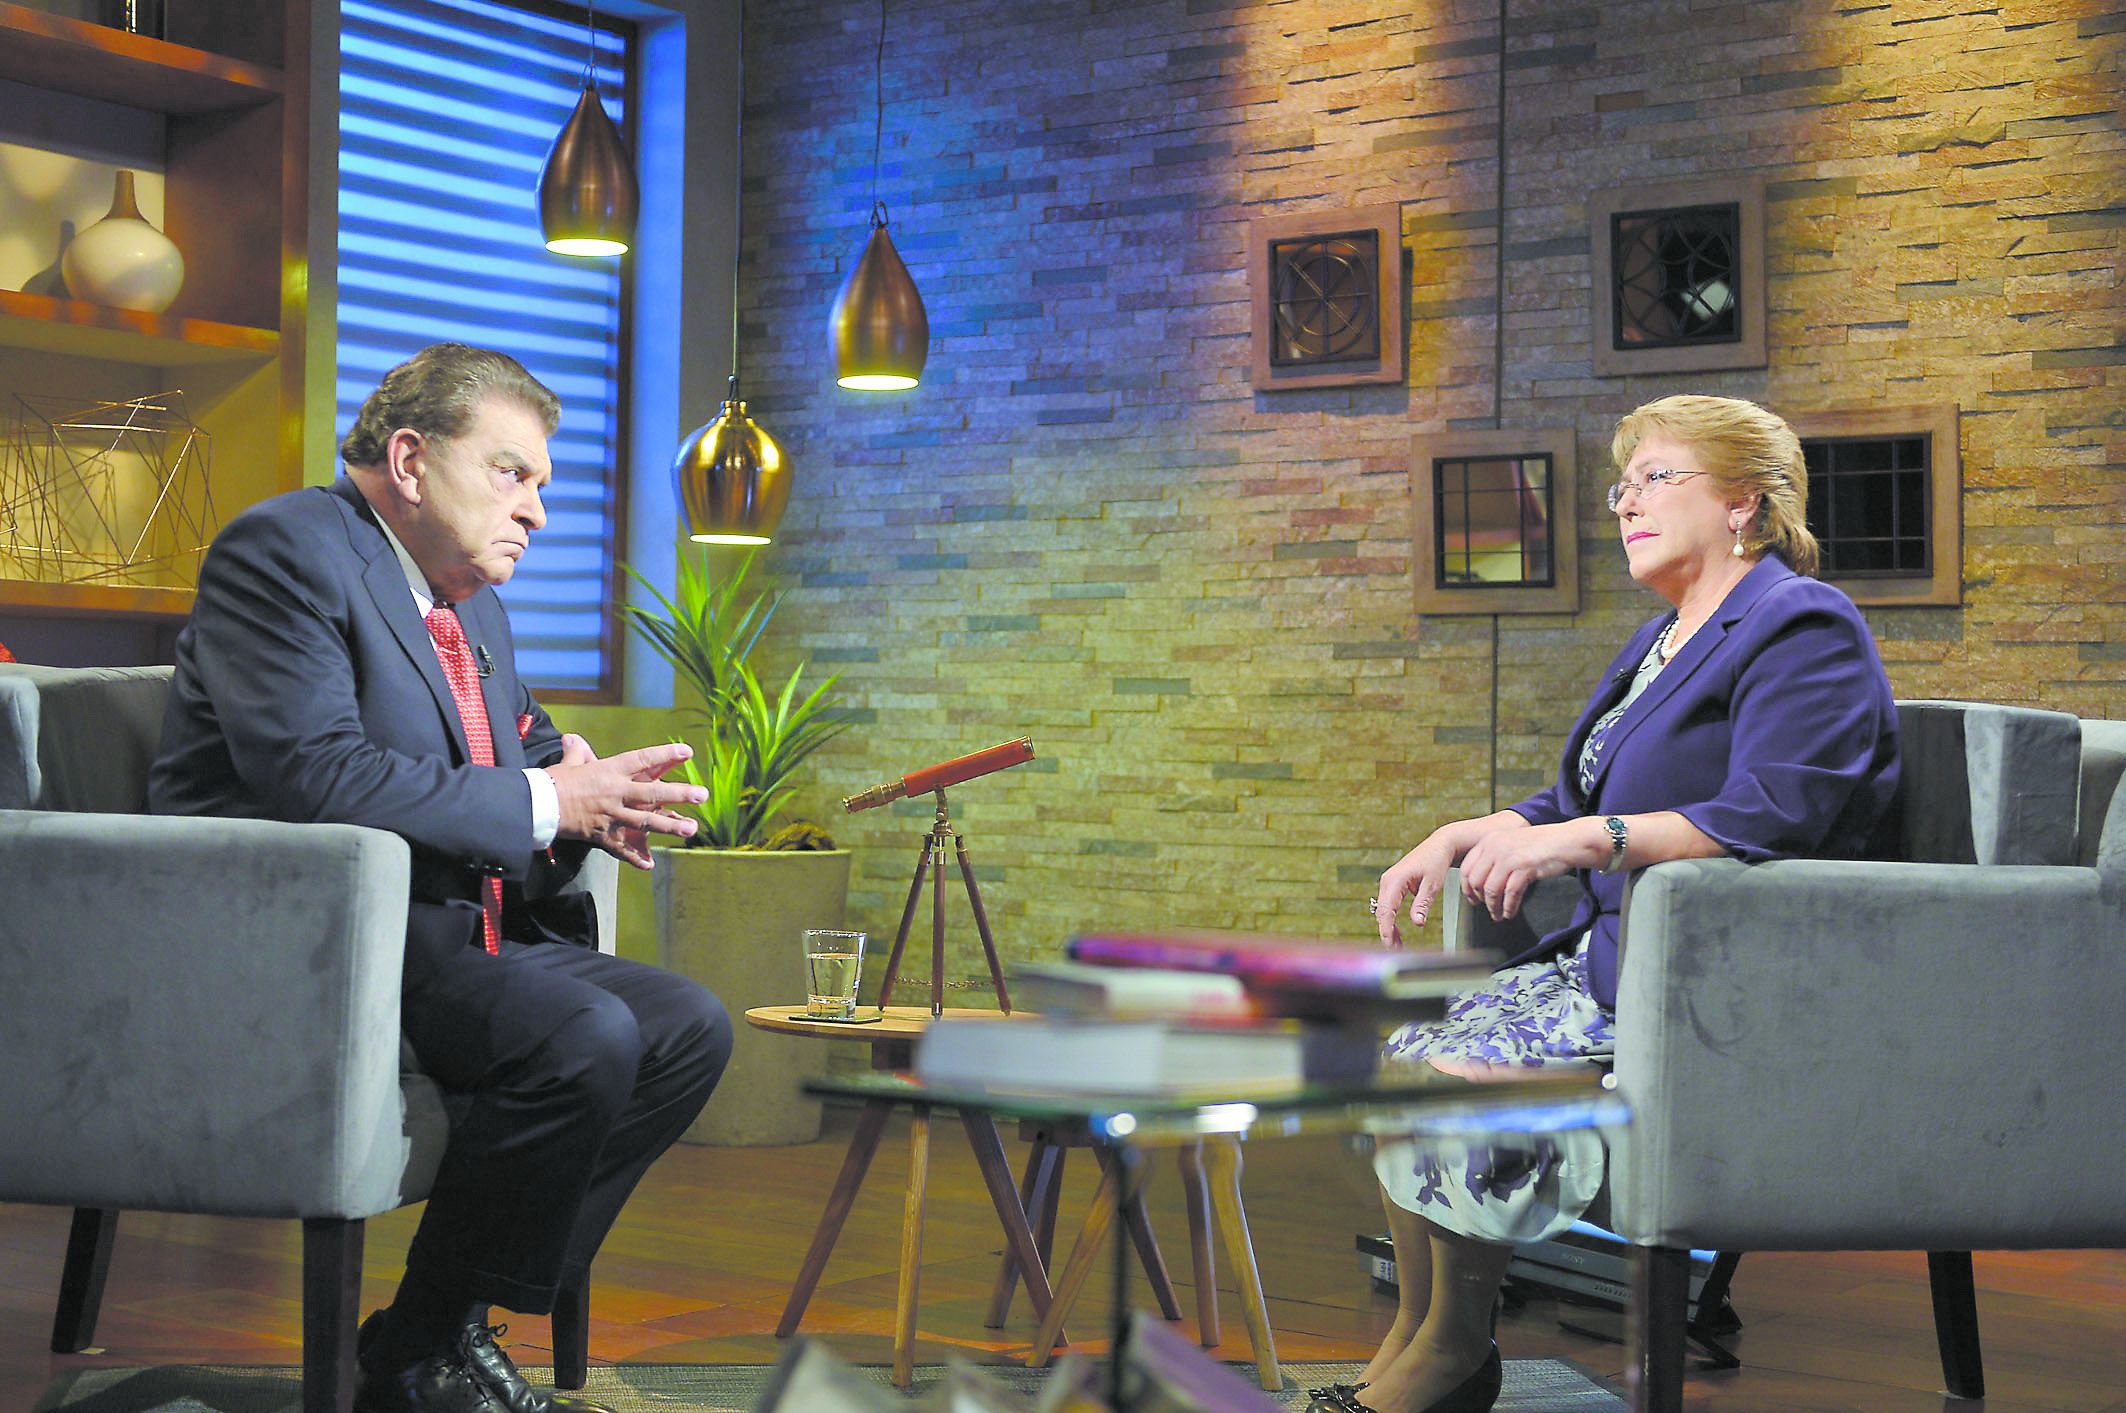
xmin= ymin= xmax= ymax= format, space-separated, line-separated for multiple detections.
xmin=1599 ymin=815 xmax=1629 ymax=873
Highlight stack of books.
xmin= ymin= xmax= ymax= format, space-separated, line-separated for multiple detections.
xmin=912 ymin=931 xmax=1498 ymax=1098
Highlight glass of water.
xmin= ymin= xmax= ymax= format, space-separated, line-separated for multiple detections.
xmin=803 ymin=928 xmax=866 ymax=1020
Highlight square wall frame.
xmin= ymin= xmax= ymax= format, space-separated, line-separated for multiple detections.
xmin=1589 ymin=175 xmax=1766 ymax=378
xmin=1249 ymin=203 xmax=1405 ymax=392
xmin=1791 ymin=404 xmax=1962 ymax=608
xmin=1412 ymin=427 xmax=1580 ymax=617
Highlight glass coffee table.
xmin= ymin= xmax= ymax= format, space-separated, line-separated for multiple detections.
xmin=800 ymin=1064 xmax=1630 ymax=1408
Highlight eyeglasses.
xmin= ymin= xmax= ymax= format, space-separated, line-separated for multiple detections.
xmin=1606 ymin=466 xmax=1706 ymax=512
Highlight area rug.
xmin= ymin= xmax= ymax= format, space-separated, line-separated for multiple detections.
xmin=35 ymin=1359 xmax=1625 ymax=1411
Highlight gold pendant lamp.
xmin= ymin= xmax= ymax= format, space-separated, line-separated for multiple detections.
xmin=832 ymin=203 xmax=927 ymax=390
xmin=672 ymin=0 xmax=787 ymax=545
xmin=539 ymin=0 xmax=637 ymax=257
xmin=674 ymin=376 xmax=788 ymax=546
xmin=831 ymin=0 xmax=927 ymax=391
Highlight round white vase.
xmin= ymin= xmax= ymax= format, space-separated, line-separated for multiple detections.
xmin=62 ymin=171 xmax=185 ymax=314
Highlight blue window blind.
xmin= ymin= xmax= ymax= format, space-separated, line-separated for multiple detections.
xmin=338 ymin=0 xmax=629 ymax=696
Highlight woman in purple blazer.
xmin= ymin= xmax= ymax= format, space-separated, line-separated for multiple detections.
xmin=1318 ymin=397 xmax=1900 ymax=1413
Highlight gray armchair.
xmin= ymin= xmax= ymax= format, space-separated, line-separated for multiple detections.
xmin=0 ymin=663 xmax=617 ymax=1413
xmin=1449 ymin=698 xmax=2125 ymax=1409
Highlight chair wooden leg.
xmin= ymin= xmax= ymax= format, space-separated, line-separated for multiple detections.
xmin=1103 ymin=1146 xmax=1183 ymax=1321
xmin=51 ymin=1207 xmax=119 ymax=1354
xmin=1928 ymin=1250 xmax=1985 ymax=1399
xmin=1201 ymin=1135 xmax=1279 ymax=1390
xmin=302 ymin=1217 xmax=364 ymax=1413
xmin=777 ymin=1101 xmax=892 ymax=1337
xmin=1176 ymin=1141 xmax=1218 ymax=1346
xmin=1027 ymin=1158 xmax=1119 ymax=1369
xmin=1628 ymin=1245 xmax=1690 ymax=1413
xmin=986 ymin=1131 xmax=1062 ymax=1329
xmin=891 ymin=1106 xmax=933 ymax=1388
xmin=959 ymin=1114 xmax=1058 ymax=1328
xmin=552 ymin=1273 xmax=589 ymax=1390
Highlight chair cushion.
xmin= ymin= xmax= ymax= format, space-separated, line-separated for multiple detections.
xmin=0 ymin=664 xmax=172 ymax=813
xmin=1892 ymin=699 xmax=2080 ymax=866
xmin=2077 ymin=718 xmax=2126 ymax=876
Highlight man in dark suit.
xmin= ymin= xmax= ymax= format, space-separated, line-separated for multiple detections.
xmin=152 ymin=344 xmax=730 ymax=1413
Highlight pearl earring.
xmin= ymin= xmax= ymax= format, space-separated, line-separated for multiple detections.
xmin=1732 ymin=523 xmax=1746 ymax=558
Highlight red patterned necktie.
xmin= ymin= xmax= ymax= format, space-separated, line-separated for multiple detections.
xmin=425 ymin=604 xmax=502 ymax=956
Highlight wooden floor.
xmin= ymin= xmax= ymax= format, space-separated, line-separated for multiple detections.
xmin=3 ymin=1106 xmax=2122 ymax=1412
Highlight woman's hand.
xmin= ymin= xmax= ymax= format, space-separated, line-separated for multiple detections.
xmin=1457 ymin=819 xmax=1608 ymax=921
xmin=1374 ymin=810 xmax=1533 ymax=947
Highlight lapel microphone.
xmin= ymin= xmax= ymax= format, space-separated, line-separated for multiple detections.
xmin=475 ymin=644 xmax=495 ymax=678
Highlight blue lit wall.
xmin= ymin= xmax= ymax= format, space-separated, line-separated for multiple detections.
xmin=338 ymin=0 xmax=628 ymax=694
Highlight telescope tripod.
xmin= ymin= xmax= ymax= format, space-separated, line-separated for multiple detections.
xmin=874 ymin=788 xmax=1012 ymax=1017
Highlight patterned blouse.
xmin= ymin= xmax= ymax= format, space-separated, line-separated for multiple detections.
xmin=1575 ymin=624 xmax=1672 ymax=798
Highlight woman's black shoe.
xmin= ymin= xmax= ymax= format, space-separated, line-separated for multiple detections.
xmin=1306 ymin=1345 xmax=1500 ymax=1413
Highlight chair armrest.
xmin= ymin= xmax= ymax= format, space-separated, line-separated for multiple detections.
xmin=568 ymin=846 xmax=620 ymax=954
xmin=0 ymin=809 xmax=417 ymax=1220
xmin=1442 ymin=867 xmax=1579 ymax=955
xmin=1608 ymin=855 xmax=2126 ymax=1251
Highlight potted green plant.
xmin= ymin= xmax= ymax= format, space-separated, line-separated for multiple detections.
xmin=622 ymin=547 xmax=855 ymax=1146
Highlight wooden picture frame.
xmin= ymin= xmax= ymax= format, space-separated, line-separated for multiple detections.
xmin=1790 ymin=405 xmax=1962 ymax=608
xmin=1589 ymin=175 xmax=1766 ymax=377
xmin=1248 ymin=204 xmax=1405 ymax=392
xmin=1411 ymin=427 xmax=1579 ymax=617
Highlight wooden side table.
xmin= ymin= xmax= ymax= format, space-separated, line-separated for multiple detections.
xmin=743 ymin=1005 xmax=1061 ymax=1387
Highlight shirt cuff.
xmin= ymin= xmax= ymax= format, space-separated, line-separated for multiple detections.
xmin=524 ymin=767 xmax=559 ymax=848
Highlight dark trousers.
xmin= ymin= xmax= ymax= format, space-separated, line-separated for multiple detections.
xmin=397 ymin=938 xmax=730 ymax=1312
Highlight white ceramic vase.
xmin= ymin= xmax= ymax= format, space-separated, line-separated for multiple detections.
xmin=61 ymin=171 xmax=185 ymax=314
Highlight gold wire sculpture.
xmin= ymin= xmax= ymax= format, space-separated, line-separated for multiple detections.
xmin=0 ymin=392 xmax=216 ymax=588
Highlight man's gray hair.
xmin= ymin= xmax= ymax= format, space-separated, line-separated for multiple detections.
xmin=339 ymin=343 xmax=560 ymax=468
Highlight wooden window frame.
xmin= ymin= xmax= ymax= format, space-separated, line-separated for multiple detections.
xmin=1791 ymin=405 xmax=1962 ymax=608
xmin=1248 ymin=203 xmax=1405 ymax=392
xmin=1589 ymin=175 xmax=1766 ymax=378
xmin=1411 ymin=427 xmax=1580 ymax=617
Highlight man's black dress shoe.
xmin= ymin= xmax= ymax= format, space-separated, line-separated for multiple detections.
xmin=353 ymin=1353 xmax=508 ymax=1413
xmin=455 ymin=1322 xmax=617 ymax=1413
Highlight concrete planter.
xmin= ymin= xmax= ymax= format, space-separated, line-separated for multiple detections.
xmin=652 ymin=846 xmax=852 ymax=1146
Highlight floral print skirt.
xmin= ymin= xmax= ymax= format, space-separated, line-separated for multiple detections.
xmin=1371 ymin=943 xmax=1615 ymax=1245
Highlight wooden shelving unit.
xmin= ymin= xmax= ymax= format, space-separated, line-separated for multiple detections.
xmin=0 ymin=1 xmax=310 ymax=638
xmin=0 ymin=2 xmax=281 ymax=113
xmin=0 ymin=580 xmax=195 ymax=621
xmin=0 ymin=290 xmax=278 ymax=366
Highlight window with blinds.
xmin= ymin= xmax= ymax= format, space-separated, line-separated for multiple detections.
xmin=338 ymin=0 xmax=631 ymax=697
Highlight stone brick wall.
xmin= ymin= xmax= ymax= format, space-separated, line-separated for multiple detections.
xmin=727 ymin=0 xmax=2124 ymax=979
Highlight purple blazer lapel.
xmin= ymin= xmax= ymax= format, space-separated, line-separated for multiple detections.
xmin=1581 ymin=557 xmax=1799 ymax=804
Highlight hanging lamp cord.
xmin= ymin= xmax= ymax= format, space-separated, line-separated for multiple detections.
xmin=582 ymin=0 xmax=598 ymax=89
xmin=871 ymin=0 xmax=888 ymax=230
xmin=728 ymin=0 xmax=747 ymax=395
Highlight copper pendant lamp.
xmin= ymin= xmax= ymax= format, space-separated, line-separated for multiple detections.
xmin=831 ymin=0 xmax=927 ymax=390
xmin=672 ymin=0 xmax=787 ymax=545
xmin=539 ymin=1 xmax=637 ymax=257
xmin=832 ymin=202 xmax=928 ymax=390
xmin=674 ymin=376 xmax=788 ymax=545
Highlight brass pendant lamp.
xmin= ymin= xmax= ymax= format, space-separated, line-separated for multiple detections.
xmin=539 ymin=0 xmax=637 ymax=257
xmin=830 ymin=0 xmax=927 ymax=390
xmin=674 ymin=376 xmax=788 ymax=546
xmin=673 ymin=0 xmax=787 ymax=545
